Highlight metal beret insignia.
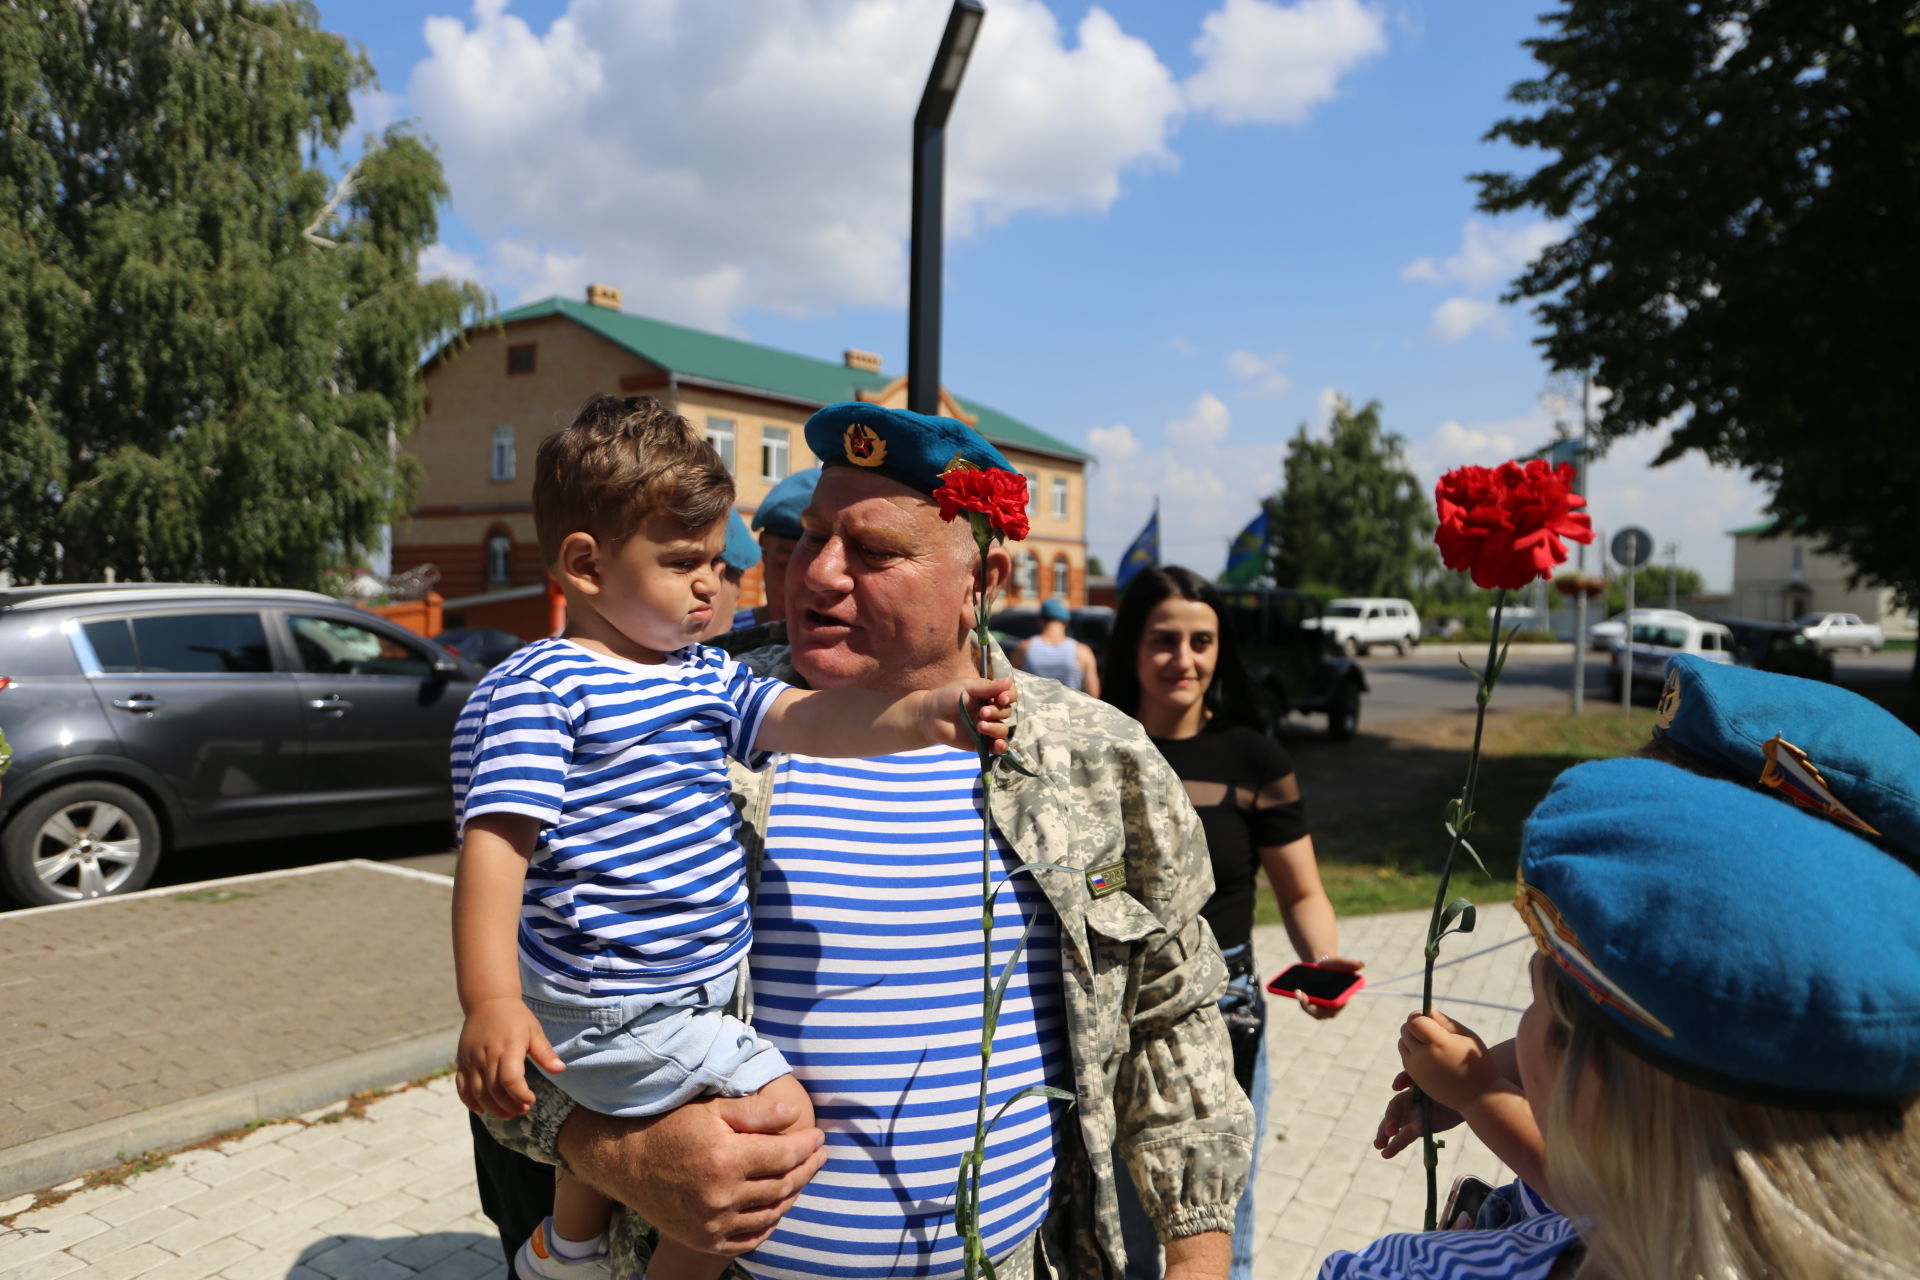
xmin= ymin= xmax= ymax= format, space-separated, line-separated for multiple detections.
xmin=844 ymin=421 xmax=887 ymax=467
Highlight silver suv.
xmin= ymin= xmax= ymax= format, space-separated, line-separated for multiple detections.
xmin=0 ymin=584 xmax=480 ymax=905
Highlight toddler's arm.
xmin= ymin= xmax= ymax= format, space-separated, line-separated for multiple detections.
xmin=755 ymin=676 xmax=1015 ymax=758
xmin=1387 ymin=1012 xmax=1549 ymax=1196
xmin=453 ymin=812 xmax=566 ymax=1119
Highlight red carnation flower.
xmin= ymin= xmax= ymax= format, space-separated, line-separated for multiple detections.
xmin=1435 ymin=459 xmax=1592 ymax=590
xmin=936 ymin=468 xmax=1030 ymax=541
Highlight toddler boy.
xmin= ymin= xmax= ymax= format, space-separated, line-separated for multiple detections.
xmin=450 ymin=395 xmax=1012 ymax=1280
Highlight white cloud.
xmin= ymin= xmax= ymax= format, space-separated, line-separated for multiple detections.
xmin=1087 ymin=423 xmax=1142 ymax=460
xmin=1167 ymin=392 xmax=1232 ymax=448
xmin=418 ymin=241 xmax=482 ymax=284
xmin=1312 ymin=386 xmax=1344 ymax=433
xmin=407 ymin=0 xmax=1183 ymax=327
xmin=1402 ymin=217 xmax=1563 ymax=291
xmin=1185 ymin=0 xmax=1388 ymax=125
xmin=351 ymin=86 xmax=404 ymax=135
xmin=1168 ymin=336 xmax=1197 ymax=355
xmin=1225 ymin=348 xmax=1292 ymax=397
xmin=1426 ymin=296 xmax=1504 ymax=343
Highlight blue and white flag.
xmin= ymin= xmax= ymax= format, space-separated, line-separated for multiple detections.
xmin=1221 ymin=510 xmax=1267 ymax=587
xmin=1115 ymin=504 xmax=1160 ymax=593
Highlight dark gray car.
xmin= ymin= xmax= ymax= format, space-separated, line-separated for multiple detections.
xmin=0 ymin=584 xmax=480 ymax=905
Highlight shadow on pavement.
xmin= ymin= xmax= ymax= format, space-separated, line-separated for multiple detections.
xmin=147 ymin=819 xmax=456 ymax=891
xmin=289 ymin=1230 xmax=502 ymax=1278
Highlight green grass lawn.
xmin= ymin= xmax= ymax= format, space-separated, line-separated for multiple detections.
xmin=1256 ymin=709 xmax=1657 ymax=922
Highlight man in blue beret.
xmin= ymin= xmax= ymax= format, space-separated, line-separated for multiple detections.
xmin=481 ymin=401 xmax=1250 ymax=1280
xmin=701 ymin=509 xmax=762 ymax=640
xmin=733 ymin=467 xmax=819 ymax=631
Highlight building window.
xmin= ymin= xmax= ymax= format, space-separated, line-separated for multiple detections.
xmin=506 ymin=344 xmax=537 ymax=375
xmin=1016 ymin=552 xmax=1039 ymax=599
xmin=706 ymin=417 xmax=736 ymax=473
xmin=762 ymin=426 xmax=789 ymax=482
xmin=1051 ymin=555 xmax=1071 ymax=598
xmin=490 ymin=425 xmax=516 ymax=483
xmin=485 ymin=531 xmax=512 ymax=586
xmin=1050 ymin=477 xmax=1068 ymax=520
xmin=1791 ymin=543 xmax=1805 ymax=579
xmin=1024 ymin=473 xmax=1038 ymax=513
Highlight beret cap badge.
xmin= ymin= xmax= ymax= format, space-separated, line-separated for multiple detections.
xmin=843 ymin=421 xmax=887 ymax=467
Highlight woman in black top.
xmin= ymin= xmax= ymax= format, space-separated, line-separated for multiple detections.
xmin=1103 ymin=565 xmax=1362 ymax=1280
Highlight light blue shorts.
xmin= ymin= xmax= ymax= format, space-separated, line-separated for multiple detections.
xmin=519 ymin=960 xmax=791 ymax=1118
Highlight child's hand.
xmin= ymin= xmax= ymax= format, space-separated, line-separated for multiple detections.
xmin=918 ymin=676 xmax=1016 ymax=754
xmin=1374 ymin=1069 xmax=1463 ymax=1159
xmin=456 ymin=997 xmax=566 ymax=1119
xmin=1397 ymin=1009 xmax=1500 ymax=1113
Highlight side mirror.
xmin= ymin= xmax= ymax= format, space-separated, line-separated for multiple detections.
xmin=430 ymin=654 xmax=461 ymax=682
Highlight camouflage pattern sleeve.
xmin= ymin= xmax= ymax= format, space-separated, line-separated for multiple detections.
xmin=480 ymin=1070 xmax=574 ymax=1169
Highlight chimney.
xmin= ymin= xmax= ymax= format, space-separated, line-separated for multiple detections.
xmin=843 ymin=348 xmax=883 ymax=374
xmin=585 ymin=283 xmax=624 ymax=310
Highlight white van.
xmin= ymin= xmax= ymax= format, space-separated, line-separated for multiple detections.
xmin=1304 ymin=598 xmax=1422 ymax=656
xmin=1609 ymin=616 xmax=1735 ymax=697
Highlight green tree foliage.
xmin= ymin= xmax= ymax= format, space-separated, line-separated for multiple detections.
xmin=1476 ymin=1 xmax=1920 ymax=620
xmin=0 ymin=0 xmax=485 ymax=587
xmin=1265 ymin=397 xmax=1436 ymax=596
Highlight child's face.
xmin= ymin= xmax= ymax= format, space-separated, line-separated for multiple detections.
xmin=1516 ymin=952 xmax=1568 ymax=1136
xmin=597 ymin=513 xmax=727 ymax=658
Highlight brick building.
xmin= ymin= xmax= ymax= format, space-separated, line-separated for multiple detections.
xmin=396 ymin=286 xmax=1090 ymax=633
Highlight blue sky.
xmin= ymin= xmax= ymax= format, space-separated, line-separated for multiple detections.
xmin=317 ymin=0 xmax=1768 ymax=589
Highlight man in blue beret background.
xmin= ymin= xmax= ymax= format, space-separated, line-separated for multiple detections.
xmin=478 ymin=401 xmax=1250 ymax=1280
xmin=728 ymin=467 xmax=819 ymax=633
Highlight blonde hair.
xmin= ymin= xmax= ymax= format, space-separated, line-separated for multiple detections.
xmin=1539 ymin=971 xmax=1920 ymax=1279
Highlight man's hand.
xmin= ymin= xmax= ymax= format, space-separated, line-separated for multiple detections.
xmin=1396 ymin=1010 xmax=1498 ymax=1113
xmin=559 ymin=1092 xmax=826 ymax=1257
xmin=1374 ymin=1069 xmax=1463 ymax=1159
xmin=456 ymin=997 xmax=565 ymax=1119
xmin=916 ymin=676 xmax=1015 ymax=755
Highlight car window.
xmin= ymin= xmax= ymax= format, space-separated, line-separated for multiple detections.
xmin=79 ymin=618 xmax=139 ymax=673
xmin=289 ymin=614 xmax=436 ymax=679
xmin=1632 ymin=623 xmax=1689 ymax=648
xmin=1326 ymin=604 xmax=1363 ymax=618
xmin=128 ymin=612 xmax=273 ymax=674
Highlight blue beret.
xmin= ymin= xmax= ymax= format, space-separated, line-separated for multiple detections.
xmin=749 ymin=467 xmax=819 ymax=541
xmin=1653 ymin=655 xmax=1920 ymax=861
xmin=1519 ymin=757 xmax=1920 ymax=1102
xmin=803 ymin=402 xmax=1013 ymax=496
xmin=1040 ymin=598 xmax=1071 ymax=623
xmin=719 ymin=509 xmax=760 ymax=573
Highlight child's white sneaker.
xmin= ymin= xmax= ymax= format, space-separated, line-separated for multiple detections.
xmin=515 ymin=1218 xmax=613 ymax=1279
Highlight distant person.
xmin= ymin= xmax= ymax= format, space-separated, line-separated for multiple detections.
xmin=1012 ymin=597 xmax=1100 ymax=697
xmin=449 ymin=395 xmax=1012 ymax=1280
xmin=705 ymin=509 xmax=760 ymax=642
xmin=732 ymin=467 xmax=819 ymax=630
xmin=1102 ymin=565 xmax=1359 ymax=1280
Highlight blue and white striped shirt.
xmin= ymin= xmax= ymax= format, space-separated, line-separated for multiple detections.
xmin=1317 ymin=1185 xmax=1579 ymax=1280
xmin=450 ymin=638 xmax=787 ymax=994
xmin=742 ymin=748 xmax=1067 ymax=1280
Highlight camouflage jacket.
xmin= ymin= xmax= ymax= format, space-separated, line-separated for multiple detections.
xmin=485 ymin=647 xmax=1254 ymax=1278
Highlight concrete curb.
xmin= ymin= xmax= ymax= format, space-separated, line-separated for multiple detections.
xmin=0 ymin=1028 xmax=456 ymax=1201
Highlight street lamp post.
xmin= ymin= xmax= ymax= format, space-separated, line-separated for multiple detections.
xmin=908 ymin=0 xmax=985 ymax=415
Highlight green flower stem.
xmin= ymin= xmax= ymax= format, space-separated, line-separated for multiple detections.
xmin=1419 ymin=588 xmax=1506 ymax=1231
xmin=962 ymin=513 xmax=995 ymax=1278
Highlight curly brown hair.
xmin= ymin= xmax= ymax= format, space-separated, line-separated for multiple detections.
xmin=532 ymin=395 xmax=734 ymax=563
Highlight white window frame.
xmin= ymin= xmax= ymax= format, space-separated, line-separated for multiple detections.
xmin=485 ymin=531 xmax=512 ymax=585
xmin=490 ymin=425 xmax=516 ymax=483
xmin=1024 ymin=473 xmax=1038 ymax=514
xmin=1051 ymin=555 xmax=1071 ymax=598
xmin=762 ymin=426 xmax=790 ymax=482
xmin=1050 ymin=477 xmax=1068 ymax=520
xmin=706 ymin=417 xmax=736 ymax=473
xmin=1017 ymin=552 xmax=1040 ymax=598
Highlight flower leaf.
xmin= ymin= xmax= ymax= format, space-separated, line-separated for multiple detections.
xmin=1456 ymin=834 xmax=1490 ymax=879
xmin=985 ymin=862 xmax=1077 ymax=910
xmin=983 ymin=912 xmax=1046 ymax=1043
xmin=984 ymin=1084 xmax=1077 ymax=1137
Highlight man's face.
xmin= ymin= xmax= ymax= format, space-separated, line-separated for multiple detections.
xmin=789 ymin=468 xmax=999 ymax=692
xmin=758 ymin=533 xmax=797 ymax=622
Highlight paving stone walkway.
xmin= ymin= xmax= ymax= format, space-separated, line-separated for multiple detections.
xmin=1 ymin=904 xmax=1534 ymax=1279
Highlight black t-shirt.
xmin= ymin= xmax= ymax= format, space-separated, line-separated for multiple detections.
xmin=1148 ymin=724 xmax=1310 ymax=952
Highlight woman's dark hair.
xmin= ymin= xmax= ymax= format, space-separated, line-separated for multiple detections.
xmin=1101 ymin=564 xmax=1265 ymax=731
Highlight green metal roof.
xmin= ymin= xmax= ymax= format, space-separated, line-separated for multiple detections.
xmin=1728 ymin=519 xmax=1783 ymax=537
xmin=494 ymin=297 xmax=1089 ymax=461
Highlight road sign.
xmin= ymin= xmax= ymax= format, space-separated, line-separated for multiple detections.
xmin=1612 ymin=526 xmax=1653 ymax=569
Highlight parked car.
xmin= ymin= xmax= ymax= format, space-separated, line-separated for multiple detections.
xmin=434 ymin=627 xmax=530 ymax=671
xmin=0 ymin=584 xmax=482 ymax=905
xmin=1795 ymin=611 xmax=1884 ymax=653
xmin=1217 ymin=587 xmax=1369 ymax=740
xmin=1606 ymin=617 xmax=1735 ymax=699
xmin=1301 ymin=597 xmax=1421 ymax=657
xmin=1587 ymin=607 xmax=1695 ymax=652
xmin=988 ymin=605 xmax=1116 ymax=666
xmin=1711 ymin=617 xmax=1836 ymax=683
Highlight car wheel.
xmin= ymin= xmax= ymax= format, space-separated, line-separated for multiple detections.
xmin=1393 ymin=637 xmax=1410 ymax=657
xmin=1327 ymin=680 xmax=1361 ymax=742
xmin=0 ymin=781 xmax=163 ymax=906
xmin=1342 ymin=636 xmax=1361 ymax=658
